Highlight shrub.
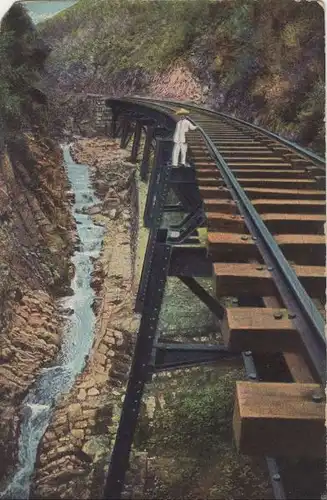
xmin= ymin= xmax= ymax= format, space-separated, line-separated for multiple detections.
xmin=147 ymin=369 xmax=242 ymax=459
xmin=0 ymin=2 xmax=49 ymax=135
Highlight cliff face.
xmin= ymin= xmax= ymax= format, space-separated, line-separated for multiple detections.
xmin=39 ymin=0 xmax=325 ymax=153
xmin=0 ymin=136 xmax=75 ymax=482
xmin=0 ymin=2 xmax=75 ymax=483
xmin=30 ymin=139 xmax=139 ymax=500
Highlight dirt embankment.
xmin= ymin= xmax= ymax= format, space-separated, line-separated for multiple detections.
xmin=31 ymin=138 xmax=140 ymax=499
xmin=0 ymin=135 xmax=75 ymax=483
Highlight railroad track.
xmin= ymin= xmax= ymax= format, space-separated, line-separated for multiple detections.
xmin=104 ymin=97 xmax=326 ymax=499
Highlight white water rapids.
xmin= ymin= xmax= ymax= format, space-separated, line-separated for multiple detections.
xmin=0 ymin=145 xmax=104 ymax=499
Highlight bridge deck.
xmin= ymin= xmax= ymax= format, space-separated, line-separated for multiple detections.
xmin=103 ymin=97 xmax=326 ymax=500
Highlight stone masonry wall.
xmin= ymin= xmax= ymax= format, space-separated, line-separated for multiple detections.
xmin=85 ymin=95 xmax=112 ymax=135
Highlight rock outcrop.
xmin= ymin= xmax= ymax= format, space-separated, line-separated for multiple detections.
xmin=0 ymin=135 xmax=75 ymax=483
xmin=40 ymin=0 xmax=324 ymax=153
xmin=31 ymin=138 xmax=140 ymax=499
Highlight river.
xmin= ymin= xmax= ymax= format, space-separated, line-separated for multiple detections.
xmin=0 ymin=146 xmax=104 ymax=499
xmin=23 ymin=0 xmax=76 ymax=24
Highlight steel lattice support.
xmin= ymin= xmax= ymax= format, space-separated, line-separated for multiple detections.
xmin=143 ymin=138 xmax=173 ymax=228
xmin=120 ymin=117 xmax=131 ymax=149
xmin=136 ymin=165 xmax=172 ymax=312
xmin=140 ymin=125 xmax=154 ymax=181
xmin=110 ymin=107 xmax=119 ymax=138
xmin=171 ymin=181 xmax=202 ymax=214
xmin=130 ymin=120 xmax=142 ymax=163
xmin=153 ymin=343 xmax=238 ymax=371
xmin=167 ymin=207 xmax=206 ymax=244
xmin=164 ymin=203 xmax=187 ymax=214
xmin=103 ymin=239 xmax=171 ymax=500
xmin=168 ymin=246 xmax=212 ymax=277
xmin=178 ymin=276 xmax=225 ymax=320
xmin=168 ymin=166 xmax=204 ymax=214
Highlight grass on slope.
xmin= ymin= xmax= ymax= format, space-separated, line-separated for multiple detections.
xmin=40 ymin=0 xmax=325 ymax=154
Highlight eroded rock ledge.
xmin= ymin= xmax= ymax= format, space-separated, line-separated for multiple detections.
xmin=32 ymin=138 xmax=140 ymax=499
xmin=0 ymin=134 xmax=75 ymax=483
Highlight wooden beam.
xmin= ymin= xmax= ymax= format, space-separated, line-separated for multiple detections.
xmin=262 ymin=297 xmax=316 ymax=384
xmin=229 ymin=177 xmax=316 ymax=189
xmin=252 ymin=199 xmax=326 ymax=214
xmin=274 ymin=234 xmax=325 ymax=266
xmin=283 ymin=352 xmax=316 ymax=383
xmin=213 ymin=263 xmax=325 ymax=299
xmin=231 ymin=168 xmax=307 ymax=178
xmin=221 ymin=307 xmax=299 ymax=353
xmin=261 ymin=213 xmax=325 ymax=235
xmin=200 ymin=186 xmax=325 ymax=200
xmin=208 ymin=232 xmax=260 ymax=261
xmin=207 ymin=213 xmax=244 ymax=233
xmin=208 ymin=232 xmax=325 ymax=265
xmin=203 ymin=198 xmax=237 ymax=214
xmin=233 ymin=382 xmax=325 ymax=458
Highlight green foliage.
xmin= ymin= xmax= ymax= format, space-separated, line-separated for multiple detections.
xmin=136 ymin=367 xmax=271 ymax=500
xmin=40 ymin=0 xmax=324 ymax=153
xmin=0 ymin=32 xmax=23 ymax=122
xmin=0 ymin=2 xmax=49 ymax=135
xmin=147 ymin=369 xmax=241 ymax=459
xmin=40 ymin=0 xmax=212 ymax=72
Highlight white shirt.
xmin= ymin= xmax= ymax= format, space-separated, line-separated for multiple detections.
xmin=173 ymin=118 xmax=197 ymax=143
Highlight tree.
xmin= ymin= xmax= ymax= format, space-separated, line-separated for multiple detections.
xmin=0 ymin=2 xmax=50 ymax=137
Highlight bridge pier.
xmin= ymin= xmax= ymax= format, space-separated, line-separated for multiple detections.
xmin=143 ymin=138 xmax=172 ymax=228
xmin=140 ymin=125 xmax=154 ymax=181
xmin=130 ymin=121 xmax=142 ymax=163
xmin=103 ymin=234 xmax=171 ymax=500
xmin=104 ymin=140 xmax=232 ymax=498
xmin=110 ymin=106 xmax=119 ymax=138
xmin=120 ymin=117 xmax=131 ymax=149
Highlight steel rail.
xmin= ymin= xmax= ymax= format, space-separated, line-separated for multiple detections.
xmin=191 ymin=120 xmax=326 ymax=381
xmin=128 ymin=96 xmax=325 ymax=166
xmin=107 ymin=96 xmax=308 ymax=500
xmin=110 ymin=97 xmax=326 ymax=383
xmin=119 ymin=97 xmax=326 ymax=384
xmin=105 ymin=98 xmax=324 ymax=499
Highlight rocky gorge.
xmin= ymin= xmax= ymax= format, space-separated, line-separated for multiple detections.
xmin=40 ymin=0 xmax=325 ymax=153
xmin=31 ymin=138 xmax=141 ymax=499
xmin=0 ymin=0 xmax=325 ymax=499
xmin=0 ymin=134 xmax=75 ymax=489
xmin=0 ymin=4 xmax=149 ymax=496
xmin=29 ymin=137 xmax=273 ymax=500
xmin=0 ymin=2 xmax=91 ymax=496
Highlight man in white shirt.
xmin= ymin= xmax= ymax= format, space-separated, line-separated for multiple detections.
xmin=172 ymin=108 xmax=197 ymax=167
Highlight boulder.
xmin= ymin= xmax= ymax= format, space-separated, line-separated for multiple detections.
xmin=109 ymin=209 xmax=117 ymax=219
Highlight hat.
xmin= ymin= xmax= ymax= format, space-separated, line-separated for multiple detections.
xmin=175 ymin=108 xmax=189 ymax=116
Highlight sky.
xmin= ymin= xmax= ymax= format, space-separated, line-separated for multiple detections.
xmin=0 ymin=0 xmax=16 ymax=23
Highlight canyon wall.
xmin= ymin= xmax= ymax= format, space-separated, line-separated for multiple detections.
xmin=40 ymin=0 xmax=325 ymax=153
xmin=0 ymin=2 xmax=75 ymax=484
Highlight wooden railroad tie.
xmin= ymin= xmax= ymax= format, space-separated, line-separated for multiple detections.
xmin=207 ymin=232 xmax=325 ymax=266
xmin=213 ymin=262 xmax=325 ymax=299
xmin=233 ymin=382 xmax=325 ymax=458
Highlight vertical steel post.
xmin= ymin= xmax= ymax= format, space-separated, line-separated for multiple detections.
xmin=120 ymin=117 xmax=130 ymax=149
xmin=103 ymin=240 xmax=171 ymax=500
xmin=130 ymin=121 xmax=142 ymax=163
xmin=136 ymin=158 xmax=172 ymax=312
xmin=140 ymin=125 xmax=154 ymax=181
xmin=143 ymin=138 xmax=172 ymax=228
xmin=110 ymin=107 xmax=119 ymax=138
